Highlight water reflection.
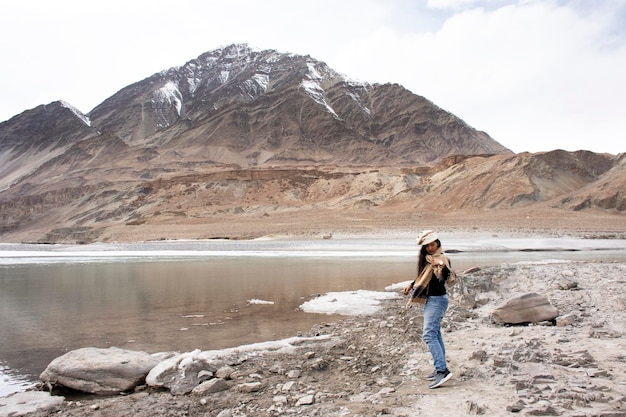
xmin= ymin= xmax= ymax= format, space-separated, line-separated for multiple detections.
xmin=0 ymin=257 xmax=410 ymax=391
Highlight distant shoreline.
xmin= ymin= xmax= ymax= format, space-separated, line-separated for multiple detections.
xmin=2 ymin=207 xmax=625 ymax=244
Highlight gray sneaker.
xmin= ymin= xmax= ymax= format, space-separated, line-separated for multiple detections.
xmin=428 ymin=369 xmax=452 ymax=389
xmin=425 ymin=370 xmax=438 ymax=381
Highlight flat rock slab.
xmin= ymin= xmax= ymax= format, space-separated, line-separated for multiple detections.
xmin=0 ymin=391 xmax=64 ymax=417
xmin=40 ymin=347 xmax=160 ymax=394
xmin=492 ymin=292 xmax=558 ymax=324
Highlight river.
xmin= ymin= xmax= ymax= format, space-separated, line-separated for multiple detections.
xmin=1 ymin=235 xmax=625 ymax=397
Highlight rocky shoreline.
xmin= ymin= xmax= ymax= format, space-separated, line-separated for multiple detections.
xmin=2 ymin=260 xmax=625 ymax=417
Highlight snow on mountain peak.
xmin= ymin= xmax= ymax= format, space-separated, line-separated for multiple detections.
xmin=218 ymin=70 xmax=230 ymax=84
xmin=305 ymin=62 xmax=323 ymax=80
xmin=151 ymin=81 xmax=183 ymax=128
xmin=300 ymin=61 xmax=343 ymax=119
xmin=240 ymin=72 xmax=270 ymax=99
xmin=222 ymin=43 xmax=259 ymax=57
xmin=60 ymin=101 xmax=91 ymax=126
xmin=301 ymin=80 xmax=339 ymax=120
xmin=154 ymin=81 xmax=182 ymax=114
xmin=252 ymin=73 xmax=269 ymax=90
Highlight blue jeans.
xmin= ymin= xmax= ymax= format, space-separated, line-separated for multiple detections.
xmin=422 ymin=294 xmax=449 ymax=372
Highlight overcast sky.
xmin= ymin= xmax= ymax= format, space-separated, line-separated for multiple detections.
xmin=1 ymin=0 xmax=624 ymax=154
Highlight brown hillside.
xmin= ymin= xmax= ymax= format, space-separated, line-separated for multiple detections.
xmin=1 ymin=151 xmax=623 ymax=243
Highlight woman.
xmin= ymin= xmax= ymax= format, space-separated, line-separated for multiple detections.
xmin=404 ymin=230 xmax=454 ymax=389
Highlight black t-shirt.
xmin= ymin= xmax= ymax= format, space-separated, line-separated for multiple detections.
xmin=425 ymin=265 xmax=450 ymax=297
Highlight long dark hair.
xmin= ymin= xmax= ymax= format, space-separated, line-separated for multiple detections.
xmin=417 ymin=239 xmax=441 ymax=275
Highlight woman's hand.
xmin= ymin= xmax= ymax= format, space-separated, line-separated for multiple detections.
xmin=403 ymin=284 xmax=413 ymax=295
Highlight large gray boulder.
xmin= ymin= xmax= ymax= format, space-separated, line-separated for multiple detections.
xmin=39 ymin=347 xmax=160 ymax=394
xmin=492 ymin=293 xmax=558 ymax=325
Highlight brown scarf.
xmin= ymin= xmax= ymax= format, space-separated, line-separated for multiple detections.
xmin=406 ymin=247 xmax=455 ymax=308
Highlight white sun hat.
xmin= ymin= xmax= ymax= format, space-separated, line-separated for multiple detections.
xmin=416 ymin=230 xmax=438 ymax=246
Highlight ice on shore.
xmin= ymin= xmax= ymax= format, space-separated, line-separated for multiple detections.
xmin=0 ymin=365 xmax=33 ymax=398
xmin=1 ymin=236 xmax=624 ymax=265
xmin=299 ymin=289 xmax=400 ymax=315
xmin=248 ymin=299 xmax=275 ymax=305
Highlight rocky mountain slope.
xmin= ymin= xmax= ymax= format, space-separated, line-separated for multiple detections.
xmin=87 ymin=44 xmax=509 ymax=167
xmin=0 ymin=44 xmax=623 ymax=243
xmin=0 ymin=149 xmax=623 ymax=243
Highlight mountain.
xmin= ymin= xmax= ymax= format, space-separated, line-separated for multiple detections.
xmin=87 ymin=44 xmax=511 ymax=167
xmin=555 ymin=152 xmax=626 ymax=211
xmin=0 ymin=101 xmax=99 ymax=192
xmin=392 ymin=150 xmax=623 ymax=211
xmin=0 ymin=44 xmax=623 ymax=243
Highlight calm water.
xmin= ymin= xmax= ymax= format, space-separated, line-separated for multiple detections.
xmin=1 ymin=237 xmax=625 ymax=396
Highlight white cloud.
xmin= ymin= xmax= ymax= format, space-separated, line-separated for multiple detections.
xmin=330 ymin=1 xmax=626 ymax=153
xmin=426 ymin=0 xmax=493 ymax=10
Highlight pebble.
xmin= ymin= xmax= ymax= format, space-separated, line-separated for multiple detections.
xmin=236 ymin=382 xmax=262 ymax=393
xmin=286 ymin=369 xmax=301 ymax=378
xmin=281 ymin=381 xmax=297 ymax=391
xmin=296 ymin=394 xmax=315 ymax=406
